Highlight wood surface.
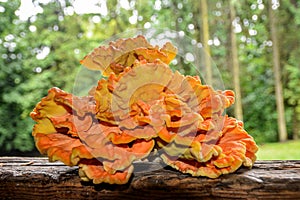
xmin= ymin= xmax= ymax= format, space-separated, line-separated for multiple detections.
xmin=1 ymin=157 xmax=300 ymax=199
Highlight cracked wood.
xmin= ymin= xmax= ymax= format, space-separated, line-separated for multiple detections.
xmin=0 ymin=157 xmax=300 ymax=199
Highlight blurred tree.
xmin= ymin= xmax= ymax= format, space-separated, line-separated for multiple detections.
xmin=268 ymin=0 xmax=287 ymax=142
xmin=279 ymin=0 xmax=300 ymax=140
xmin=200 ymin=0 xmax=212 ymax=85
xmin=229 ymin=0 xmax=243 ymax=121
xmin=233 ymin=0 xmax=279 ymax=143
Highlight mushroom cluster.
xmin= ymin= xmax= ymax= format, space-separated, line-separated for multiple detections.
xmin=30 ymin=35 xmax=258 ymax=184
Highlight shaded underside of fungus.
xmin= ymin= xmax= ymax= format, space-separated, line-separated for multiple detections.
xmin=30 ymin=35 xmax=258 ymax=185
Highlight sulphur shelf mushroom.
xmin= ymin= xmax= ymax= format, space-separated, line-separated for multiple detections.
xmin=30 ymin=35 xmax=258 ymax=184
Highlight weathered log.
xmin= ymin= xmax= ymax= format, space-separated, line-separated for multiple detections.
xmin=0 ymin=157 xmax=300 ymax=199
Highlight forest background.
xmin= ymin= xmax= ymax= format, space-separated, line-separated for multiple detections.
xmin=0 ymin=0 xmax=299 ymax=156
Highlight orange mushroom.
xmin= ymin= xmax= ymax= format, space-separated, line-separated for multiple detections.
xmin=30 ymin=35 xmax=258 ymax=184
xmin=30 ymin=87 xmax=95 ymax=165
xmin=78 ymin=159 xmax=134 ymax=185
xmin=79 ymin=123 xmax=155 ymax=173
xmin=30 ymin=87 xmax=95 ymax=138
xmin=159 ymin=116 xmax=258 ymax=178
xmin=30 ymin=86 xmax=155 ymax=184
xmin=80 ymin=35 xmax=177 ymax=76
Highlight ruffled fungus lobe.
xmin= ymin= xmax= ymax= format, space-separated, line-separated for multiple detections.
xmin=30 ymin=35 xmax=258 ymax=184
xmin=78 ymin=159 xmax=134 ymax=185
xmin=30 ymin=87 xmax=155 ymax=184
xmin=30 ymin=87 xmax=95 ymax=166
xmin=160 ymin=116 xmax=258 ymax=178
xmin=80 ymin=35 xmax=177 ymax=76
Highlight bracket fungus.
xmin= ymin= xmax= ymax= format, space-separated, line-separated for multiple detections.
xmin=30 ymin=35 xmax=258 ymax=184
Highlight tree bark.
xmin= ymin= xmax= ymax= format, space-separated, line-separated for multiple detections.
xmin=268 ymin=0 xmax=288 ymax=142
xmin=1 ymin=157 xmax=300 ymax=199
xmin=229 ymin=1 xmax=243 ymax=121
xmin=200 ymin=0 xmax=212 ymax=86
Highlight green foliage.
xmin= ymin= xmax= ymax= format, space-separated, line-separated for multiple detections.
xmin=0 ymin=0 xmax=299 ymax=154
xmin=0 ymin=0 xmax=93 ymax=152
xmin=0 ymin=0 xmax=35 ymax=152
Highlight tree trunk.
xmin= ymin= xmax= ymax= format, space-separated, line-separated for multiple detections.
xmin=200 ymin=0 xmax=212 ymax=86
xmin=229 ymin=1 xmax=243 ymax=121
xmin=268 ymin=0 xmax=288 ymax=142
xmin=1 ymin=157 xmax=300 ymax=199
